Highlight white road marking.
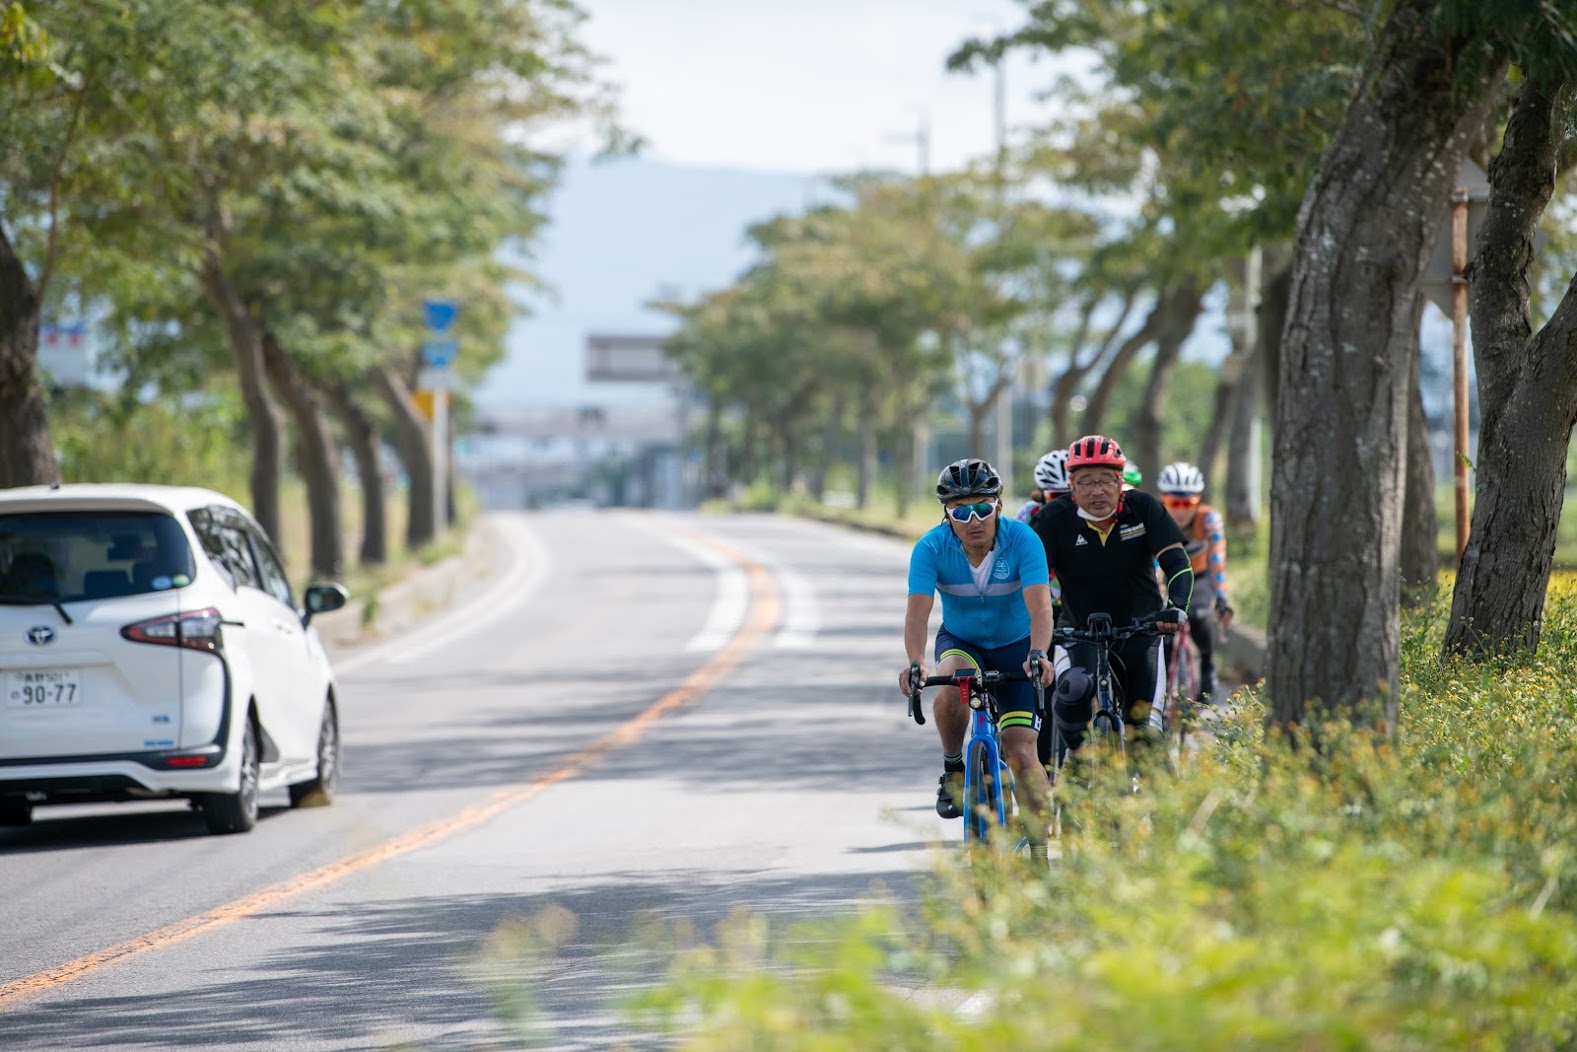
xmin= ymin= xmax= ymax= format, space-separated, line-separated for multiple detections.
xmin=657 ymin=531 xmax=749 ymax=652
xmin=333 ymin=514 xmax=547 ymax=676
xmin=772 ymin=568 xmax=820 ymax=649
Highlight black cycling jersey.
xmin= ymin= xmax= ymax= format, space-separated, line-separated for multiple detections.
xmin=1031 ymin=488 xmax=1187 ymax=629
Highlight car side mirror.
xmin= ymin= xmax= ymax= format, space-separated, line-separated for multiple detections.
xmin=301 ymin=582 xmax=349 ymax=627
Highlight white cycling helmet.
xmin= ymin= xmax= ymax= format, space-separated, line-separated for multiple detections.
xmin=1032 ymin=449 xmax=1071 ymax=494
xmin=1157 ymin=461 xmax=1206 ymax=496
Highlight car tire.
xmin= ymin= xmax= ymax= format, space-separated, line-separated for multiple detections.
xmin=0 ymin=798 xmax=33 ymax=827
xmin=288 ymin=699 xmax=339 ymax=809
xmin=201 ymin=716 xmax=260 ymax=835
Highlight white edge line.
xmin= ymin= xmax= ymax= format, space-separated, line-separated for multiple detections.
xmin=771 ymin=568 xmax=820 ymax=650
xmin=333 ymin=515 xmax=547 ymax=676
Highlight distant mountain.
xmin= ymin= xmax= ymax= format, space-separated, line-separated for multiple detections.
xmin=476 ymin=156 xmax=831 ymax=411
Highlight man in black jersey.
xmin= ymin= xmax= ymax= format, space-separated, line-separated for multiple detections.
xmin=1031 ymin=435 xmax=1193 ymax=757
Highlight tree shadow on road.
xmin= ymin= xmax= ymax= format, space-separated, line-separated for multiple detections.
xmin=0 ymin=867 xmax=931 ymax=1051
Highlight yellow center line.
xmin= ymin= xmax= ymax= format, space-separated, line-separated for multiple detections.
xmin=0 ymin=533 xmax=780 ymax=1011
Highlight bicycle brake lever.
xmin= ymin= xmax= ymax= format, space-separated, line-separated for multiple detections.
xmin=1029 ymin=654 xmax=1047 ymax=717
xmin=907 ymin=662 xmax=926 ymax=725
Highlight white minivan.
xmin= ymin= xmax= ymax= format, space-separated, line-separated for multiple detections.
xmin=0 ymin=484 xmax=348 ymax=834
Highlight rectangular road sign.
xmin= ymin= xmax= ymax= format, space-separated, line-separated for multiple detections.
xmin=416 ymin=367 xmax=454 ymax=392
xmin=421 ymin=338 xmax=458 ymax=368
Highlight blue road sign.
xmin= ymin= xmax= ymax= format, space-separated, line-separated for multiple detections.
xmin=421 ymin=338 xmax=458 ymax=368
xmin=423 ymin=300 xmax=459 ymax=334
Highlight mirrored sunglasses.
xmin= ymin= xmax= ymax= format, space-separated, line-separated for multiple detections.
xmin=1161 ymin=495 xmax=1200 ymax=509
xmin=947 ymin=500 xmax=997 ymax=523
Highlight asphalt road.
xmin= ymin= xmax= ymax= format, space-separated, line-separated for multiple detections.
xmin=0 ymin=511 xmax=953 ymax=1050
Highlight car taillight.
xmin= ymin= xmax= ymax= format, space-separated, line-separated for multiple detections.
xmin=122 ymin=608 xmax=223 ymax=652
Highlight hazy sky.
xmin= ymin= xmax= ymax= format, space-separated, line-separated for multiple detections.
xmin=573 ymin=0 xmax=1057 ymax=175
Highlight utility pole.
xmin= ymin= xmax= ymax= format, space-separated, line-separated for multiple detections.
xmin=895 ymin=108 xmax=933 ymax=508
xmin=986 ymin=47 xmax=1014 ymax=489
xmin=1450 ymin=185 xmax=1471 ymax=563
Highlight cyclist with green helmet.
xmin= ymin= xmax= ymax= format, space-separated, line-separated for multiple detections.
xmin=1121 ymin=459 xmax=1143 ymax=492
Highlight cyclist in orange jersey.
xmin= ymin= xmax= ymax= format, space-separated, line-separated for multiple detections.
xmin=1155 ymin=462 xmax=1235 ymax=704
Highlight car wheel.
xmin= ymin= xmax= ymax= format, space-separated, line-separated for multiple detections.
xmin=0 ymin=798 xmax=33 ymax=827
xmin=288 ymin=699 xmax=339 ymax=809
xmin=202 ymin=716 xmax=260 ymax=835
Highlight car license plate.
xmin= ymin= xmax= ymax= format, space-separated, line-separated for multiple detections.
xmin=7 ymin=670 xmax=83 ymax=708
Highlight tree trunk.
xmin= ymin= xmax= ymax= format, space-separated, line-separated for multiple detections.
xmin=855 ymin=383 xmax=876 ymax=510
xmin=894 ymin=403 xmax=915 ymax=521
xmin=1133 ymin=282 xmax=1203 ymax=478
xmin=1225 ymin=253 xmax=1293 ymax=528
xmin=1265 ymin=0 xmax=1507 ymax=731
xmin=1199 ymin=258 xmax=1252 ymax=483
xmin=326 ymin=379 xmax=387 ymax=567
xmin=779 ymin=414 xmax=798 ymax=492
xmin=1400 ymin=297 xmax=1438 ymax=606
xmin=702 ymin=402 xmax=727 ymax=500
xmin=1197 ymin=350 xmax=1243 ymax=487
xmin=261 ymin=327 xmax=343 ymax=580
xmin=1257 ymin=248 xmax=1294 ymax=447
xmin=0 ymin=224 xmax=58 ymax=488
xmin=1081 ymin=290 xmax=1166 ymax=437
xmin=201 ymin=251 xmax=285 ymax=548
xmin=966 ymin=374 xmax=1010 ymax=458
xmin=1445 ymin=71 xmax=1577 ymax=658
xmin=807 ymin=392 xmax=844 ymax=502
xmin=371 ymin=363 xmax=436 ymax=549
xmin=1224 ymin=342 xmax=1263 ymax=529
xmin=1050 ymin=288 xmax=1138 ymax=447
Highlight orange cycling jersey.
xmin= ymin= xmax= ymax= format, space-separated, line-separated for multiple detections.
xmin=1185 ymin=504 xmax=1229 ymax=602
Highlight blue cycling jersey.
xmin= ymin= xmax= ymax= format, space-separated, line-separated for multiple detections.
xmin=907 ymin=518 xmax=1049 ymax=649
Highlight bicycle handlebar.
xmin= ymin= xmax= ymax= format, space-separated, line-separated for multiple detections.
xmin=1052 ymin=610 xmax=1175 ymax=647
xmin=905 ymin=657 xmax=1046 ymax=724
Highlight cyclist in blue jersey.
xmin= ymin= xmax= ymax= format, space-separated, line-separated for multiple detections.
xmin=899 ymin=458 xmax=1056 ymax=847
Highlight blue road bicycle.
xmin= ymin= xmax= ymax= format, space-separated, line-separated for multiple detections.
xmin=907 ymin=659 xmax=1044 ymax=850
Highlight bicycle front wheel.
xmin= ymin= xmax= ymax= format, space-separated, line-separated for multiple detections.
xmin=964 ymin=737 xmax=1009 ymax=846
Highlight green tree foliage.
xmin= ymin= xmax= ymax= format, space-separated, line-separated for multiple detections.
xmin=1 ymin=0 xmax=615 ymax=561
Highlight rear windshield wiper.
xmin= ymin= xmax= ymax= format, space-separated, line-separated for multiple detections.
xmin=0 ymin=593 xmax=74 ymax=625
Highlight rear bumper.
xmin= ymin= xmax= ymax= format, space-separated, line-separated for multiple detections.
xmin=0 ymin=660 xmax=236 ymax=805
xmin=0 ymin=754 xmax=240 ymax=803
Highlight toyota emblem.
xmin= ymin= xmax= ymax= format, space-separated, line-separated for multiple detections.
xmin=26 ymin=626 xmax=55 ymax=646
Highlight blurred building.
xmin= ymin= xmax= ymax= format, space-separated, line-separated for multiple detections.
xmin=455 ymin=334 xmax=700 ymax=510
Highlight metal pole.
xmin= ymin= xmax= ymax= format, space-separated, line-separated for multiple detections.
xmin=1450 ymin=186 xmax=1470 ymax=563
xmin=432 ymin=388 xmax=449 ymax=535
xmin=995 ymin=383 xmax=1013 ymax=491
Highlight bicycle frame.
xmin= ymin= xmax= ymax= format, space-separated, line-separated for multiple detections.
xmin=1051 ymin=612 xmax=1167 ymax=791
xmin=907 ymin=661 xmax=1044 ymax=848
xmin=1165 ymin=615 xmax=1199 ymax=738
xmin=958 ymin=674 xmax=1011 ymax=845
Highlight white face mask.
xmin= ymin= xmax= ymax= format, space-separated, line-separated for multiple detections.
xmin=1076 ymin=504 xmax=1115 ymax=523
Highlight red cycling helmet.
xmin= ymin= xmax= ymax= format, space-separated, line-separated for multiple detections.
xmin=1067 ymin=435 xmax=1126 ymax=471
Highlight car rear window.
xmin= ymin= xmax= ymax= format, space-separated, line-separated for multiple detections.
xmin=0 ymin=511 xmax=197 ymax=602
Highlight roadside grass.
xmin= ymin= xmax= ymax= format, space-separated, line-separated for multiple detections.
xmin=273 ymin=481 xmax=476 ymax=625
xmin=600 ymin=584 xmax=1577 ymax=1048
